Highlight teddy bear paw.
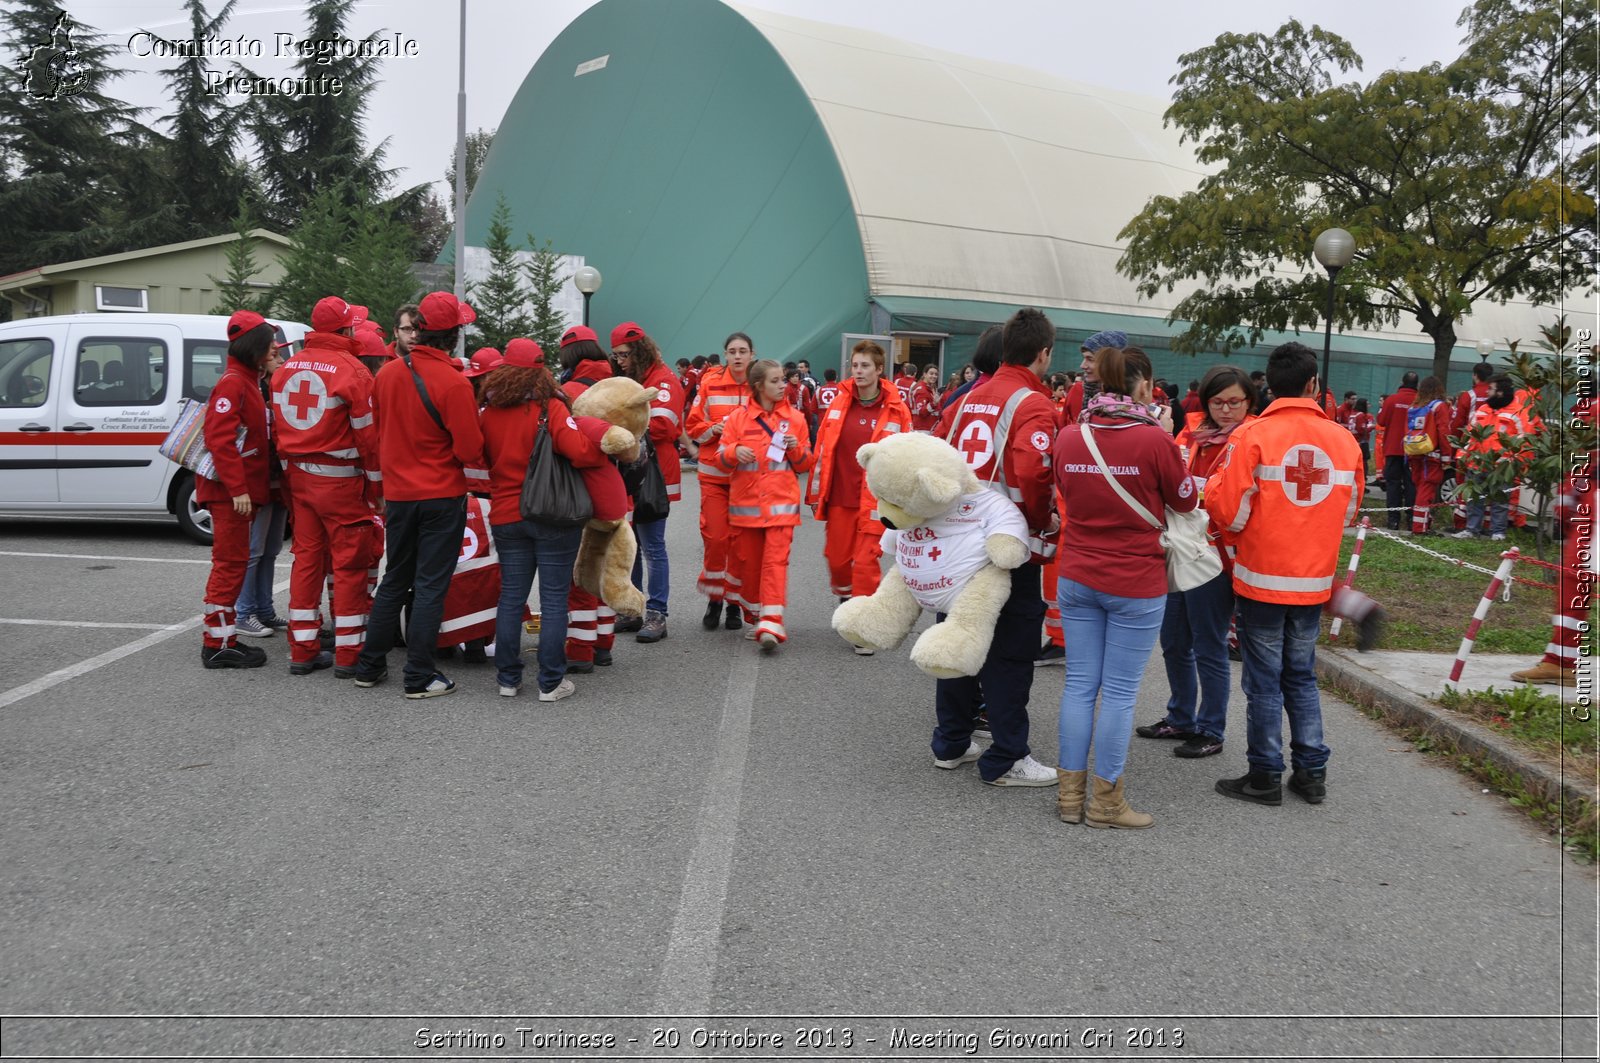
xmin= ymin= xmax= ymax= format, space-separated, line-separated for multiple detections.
xmin=909 ymin=623 xmax=987 ymax=679
xmin=831 ymin=597 xmax=901 ymax=651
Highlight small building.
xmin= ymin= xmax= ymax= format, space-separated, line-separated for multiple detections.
xmin=0 ymin=229 xmax=292 ymax=320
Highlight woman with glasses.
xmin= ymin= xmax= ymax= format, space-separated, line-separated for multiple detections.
xmin=1136 ymin=365 xmax=1257 ymax=760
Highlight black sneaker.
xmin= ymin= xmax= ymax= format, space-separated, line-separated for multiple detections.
xmin=462 ymin=641 xmax=488 ymax=664
xmin=616 ymin=615 xmax=644 ymax=634
xmin=566 ymin=659 xmax=595 ymax=675
xmin=201 ymin=643 xmax=267 ymax=670
xmin=1135 ymin=719 xmax=1189 ymax=740
xmin=723 ymin=603 xmax=743 ymax=631
xmin=1175 ymin=734 xmax=1224 ymax=758
xmin=1034 ymin=642 xmax=1065 ymax=667
xmin=1288 ymin=768 xmax=1327 ymax=804
xmin=702 ymin=600 xmax=722 ymax=631
xmin=972 ymin=710 xmax=992 ymax=743
xmin=351 ymin=667 xmax=387 ymax=688
xmin=404 ymin=672 xmax=455 ymax=699
xmin=1215 ymin=771 xmax=1283 ymax=805
xmin=333 ymin=664 xmax=360 ymax=680
xmin=288 ymin=650 xmax=334 ymax=676
xmin=319 ymin=627 xmax=334 ymax=650
xmin=594 ymin=648 xmax=613 ymax=667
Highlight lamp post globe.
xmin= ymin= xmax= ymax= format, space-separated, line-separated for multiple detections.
xmin=574 ymin=265 xmax=603 ymax=327
xmin=1476 ymin=338 xmax=1495 ymax=362
xmin=1312 ymin=227 xmax=1356 ymax=409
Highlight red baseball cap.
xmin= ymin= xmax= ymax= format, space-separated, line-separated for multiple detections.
xmin=226 ymin=309 xmax=274 ymax=340
xmin=560 ymin=324 xmax=598 ymax=347
xmin=350 ymin=304 xmax=370 ymax=328
xmin=356 ymin=328 xmax=391 ymax=360
xmin=610 ymin=321 xmax=645 ymax=348
xmin=503 ymin=338 xmax=545 ymax=368
xmin=417 ymin=291 xmax=477 ymax=330
xmin=311 ymin=296 xmax=357 ymax=332
xmin=464 ymin=347 xmax=504 ymax=378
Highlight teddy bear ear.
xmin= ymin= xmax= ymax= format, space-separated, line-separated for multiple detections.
xmin=855 ymin=442 xmax=878 ymax=469
xmin=630 ymin=388 xmax=653 ymax=408
xmin=915 ymin=467 xmax=962 ymax=508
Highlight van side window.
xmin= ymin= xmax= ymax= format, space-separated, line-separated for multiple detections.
xmin=184 ymin=340 xmax=228 ymax=401
xmin=75 ymin=337 xmax=168 ymax=406
xmin=0 ymin=338 xmax=53 ymax=408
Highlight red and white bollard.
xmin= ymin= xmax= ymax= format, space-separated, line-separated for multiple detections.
xmin=1449 ymin=547 xmax=1521 ymax=683
xmin=1329 ymin=517 xmax=1371 ymax=642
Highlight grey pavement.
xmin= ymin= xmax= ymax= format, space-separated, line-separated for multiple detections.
xmin=1 ymin=477 xmax=1596 ymax=1062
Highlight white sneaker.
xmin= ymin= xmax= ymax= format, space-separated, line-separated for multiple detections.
xmin=853 ymin=645 xmax=875 ymax=656
xmin=983 ymin=753 xmax=1057 ymax=787
xmin=1450 ymin=530 xmax=1474 ymax=539
xmin=1490 ymin=533 xmax=1506 ymax=541
xmin=538 ymin=678 xmax=575 ymax=703
xmin=498 ymin=680 xmax=522 ymax=698
xmin=933 ymin=741 xmax=983 ymax=770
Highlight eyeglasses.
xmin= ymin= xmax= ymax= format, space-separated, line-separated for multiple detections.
xmin=1208 ymin=397 xmax=1249 ymax=409
xmin=397 ymin=325 xmax=418 ymax=334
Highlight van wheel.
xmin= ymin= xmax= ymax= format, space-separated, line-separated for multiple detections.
xmin=175 ymin=474 xmax=214 ymax=546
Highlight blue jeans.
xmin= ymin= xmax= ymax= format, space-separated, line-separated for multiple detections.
xmin=493 ymin=520 xmax=582 ymax=693
xmin=1057 ymin=579 xmax=1166 ymax=781
xmin=1463 ymin=473 xmax=1510 ymax=536
xmin=234 ymin=500 xmax=287 ymax=619
xmin=630 ymin=516 xmax=670 ymax=616
xmin=1158 ymin=571 xmax=1235 ymax=741
xmin=933 ymin=563 xmax=1044 ymax=781
xmin=1235 ymin=594 xmax=1330 ymax=774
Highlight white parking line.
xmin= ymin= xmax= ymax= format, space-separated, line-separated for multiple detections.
xmin=0 ymin=550 xmax=211 ymax=565
xmin=0 ymin=619 xmax=170 ymax=630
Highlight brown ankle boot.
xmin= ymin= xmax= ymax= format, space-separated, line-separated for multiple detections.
xmin=1086 ymin=775 xmax=1154 ymax=830
xmin=1056 ymin=769 xmax=1087 ymax=823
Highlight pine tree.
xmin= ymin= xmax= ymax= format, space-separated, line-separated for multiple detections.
xmin=208 ymin=198 xmax=274 ymax=314
xmin=271 ymin=184 xmax=350 ymax=326
xmin=246 ymin=0 xmax=394 ymax=227
xmin=343 ymin=200 xmax=421 ymax=331
xmin=467 ymin=193 xmax=532 ymax=351
xmin=160 ymin=0 xmax=248 ymax=237
xmin=524 ymin=233 xmax=569 ymax=358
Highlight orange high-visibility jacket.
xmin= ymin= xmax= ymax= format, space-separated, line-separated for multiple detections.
xmin=1204 ymin=398 xmax=1364 ymax=605
xmin=716 ymin=400 xmax=816 ymax=527
xmin=805 ymin=379 xmax=911 ymax=525
xmin=683 ymin=365 xmax=750 ymax=481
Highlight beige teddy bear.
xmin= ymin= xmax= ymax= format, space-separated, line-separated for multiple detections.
xmin=570 ymin=376 xmax=655 ymax=619
xmin=831 ymin=432 xmax=1031 ymax=678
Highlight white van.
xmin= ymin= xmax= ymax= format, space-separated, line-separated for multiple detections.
xmin=0 ymin=313 xmax=308 ymax=544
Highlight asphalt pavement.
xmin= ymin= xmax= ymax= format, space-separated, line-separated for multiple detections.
xmin=1 ymin=478 xmax=1595 ymax=1062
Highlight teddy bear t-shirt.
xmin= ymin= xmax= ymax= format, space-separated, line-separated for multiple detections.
xmin=880 ymin=488 xmax=1029 ymax=614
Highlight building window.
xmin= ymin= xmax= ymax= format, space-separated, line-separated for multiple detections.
xmin=94 ymin=285 xmax=149 ymax=312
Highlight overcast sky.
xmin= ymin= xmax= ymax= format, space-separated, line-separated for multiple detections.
xmin=65 ymin=0 xmax=1473 ymax=194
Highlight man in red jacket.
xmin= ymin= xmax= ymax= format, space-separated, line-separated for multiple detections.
xmin=928 ymin=307 xmax=1061 ymax=788
xmin=353 ymin=291 xmax=488 ymax=699
xmin=1376 ymin=371 xmax=1419 ymax=529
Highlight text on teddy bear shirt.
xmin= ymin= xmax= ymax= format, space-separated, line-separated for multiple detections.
xmin=880 ymin=488 xmax=1029 ymax=614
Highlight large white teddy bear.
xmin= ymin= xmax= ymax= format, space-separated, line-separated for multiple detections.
xmin=831 ymin=432 xmax=1030 ymax=678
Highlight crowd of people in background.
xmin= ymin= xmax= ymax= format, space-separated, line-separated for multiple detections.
xmin=195 ymin=298 xmax=1589 ymax=825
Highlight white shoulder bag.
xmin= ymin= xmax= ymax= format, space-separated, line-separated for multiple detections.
xmin=1081 ymin=423 xmax=1222 ymax=593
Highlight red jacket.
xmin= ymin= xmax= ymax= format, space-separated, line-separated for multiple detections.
xmin=909 ymin=380 xmax=941 ymax=431
xmin=684 ymin=365 xmax=751 ymax=481
xmin=372 ymin=345 xmax=487 ymax=501
xmin=806 ymin=379 xmax=911 ymax=524
xmin=1377 ymin=387 xmax=1418 ymax=458
xmin=562 ymin=358 xmax=614 ymax=402
xmin=1452 ymin=382 xmax=1492 ymax=444
xmin=197 ymin=360 xmax=270 ymax=505
xmin=479 ymin=398 xmax=607 ymax=526
xmin=716 ymin=399 xmax=815 ymax=527
xmin=638 ymin=361 xmax=685 ymax=501
xmin=1054 ymin=416 xmax=1196 ymax=599
xmin=270 ymin=330 xmax=380 ymax=487
xmin=892 ymin=374 xmax=916 ymax=407
xmin=934 ymin=364 xmax=1058 ymax=537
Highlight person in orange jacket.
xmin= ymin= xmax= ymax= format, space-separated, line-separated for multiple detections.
xmin=715 ymin=358 xmax=815 ymax=651
xmin=684 ymin=332 xmax=754 ymax=630
xmin=1205 ymin=342 xmax=1365 ymax=807
xmin=806 ymin=339 xmax=911 ymax=620
xmin=1450 ymin=373 xmax=1532 ymax=540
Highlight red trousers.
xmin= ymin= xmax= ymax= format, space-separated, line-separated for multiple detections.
xmin=1040 ymin=491 xmax=1067 ymax=646
xmin=736 ymin=524 xmax=795 ymax=642
xmin=203 ymin=504 xmax=253 ymax=648
xmin=698 ymin=477 xmax=741 ymax=604
xmin=1409 ymin=456 xmax=1445 ymax=533
xmin=285 ymin=472 xmax=379 ymax=666
xmin=823 ymin=506 xmax=883 ymax=598
xmin=565 ymin=585 xmax=616 ymax=663
xmin=1544 ymin=532 xmax=1592 ymax=668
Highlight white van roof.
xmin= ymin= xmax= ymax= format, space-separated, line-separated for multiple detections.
xmin=0 ymin=313 xmax=310 ymax=338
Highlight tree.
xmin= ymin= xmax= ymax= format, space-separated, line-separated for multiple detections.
xmin=524 ymin=233 xmax=569 ymax=357
xmin=1117 ymin=1 xmax=1597 ymax=389
xmin=272 ymin=182 xmax=419 ymax=329
xmin=208 ymin=197 xmax=274 ymax=314
xmin=342 ymin=200 xmax=421 ymax=330
xmin=245 ymin=0 xmax=394 ymax=227
xmin=271 ymin=185 xmax=350 ymax=325
xmin=159 ymin=0 xmax=249 ymax=237
xmin=444 ymin=128 xmax=495 ymax=214
xmin=467 ymin=193 xmax=532 ymax=351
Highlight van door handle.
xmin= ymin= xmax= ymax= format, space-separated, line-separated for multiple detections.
xmin=62 ymin=423 xmax=94 ymax=432
xmin=19 ymin=423 xmax=49 ymax=432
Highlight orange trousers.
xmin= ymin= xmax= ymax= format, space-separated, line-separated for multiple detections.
xmin=823 ymin=506 xmax=883 ymax=598
xmin=736 ymin=525 xmax=795 ymax=642
xmin=698 ymin=477 xmax=742 ymax=604
xmin=1039 ymin=490 xmax=1068 ymax=647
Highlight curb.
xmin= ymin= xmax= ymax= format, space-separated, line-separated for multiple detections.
xmin=1316 ymin=648 xmax=1597 ymax=812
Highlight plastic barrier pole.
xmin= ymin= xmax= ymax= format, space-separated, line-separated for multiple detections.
xmin=1449 ymin=547 xmax=1521 ymax=683
xmin=1329 ymin=517 xmax=1371 ymax=642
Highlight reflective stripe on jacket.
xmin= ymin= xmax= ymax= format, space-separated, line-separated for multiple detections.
xmin=717 ymin=400 xmax=815 ymax=527
xmin=683 ymin=365 xmax=750 ymax=481
xmin=805 ymin=379 xmax=911 ymax=527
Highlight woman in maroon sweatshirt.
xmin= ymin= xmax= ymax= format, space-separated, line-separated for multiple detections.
xmin=1052 ymin=345 xmax=1195 ymax=830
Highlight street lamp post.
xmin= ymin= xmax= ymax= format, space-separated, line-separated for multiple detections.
xmin=574 ymin=265 xmax=603 ymax=327
xmin=1476 ymin=338 xmax=1496 ymax=363
xmin=1313 ymin=227 xmax=1356 ymax=408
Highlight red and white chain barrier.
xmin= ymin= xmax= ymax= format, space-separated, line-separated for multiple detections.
xmin=1328 ymin=517 xmax=1370 ymax=642
xmin=1449 ymin=548 xmax=1522 ymax=683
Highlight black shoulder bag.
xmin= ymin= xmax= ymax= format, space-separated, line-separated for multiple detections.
xmin=519 ymin=405 xmax=593 ymax=527
xmin=621 ymin=435 xmax=670 ymax=524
